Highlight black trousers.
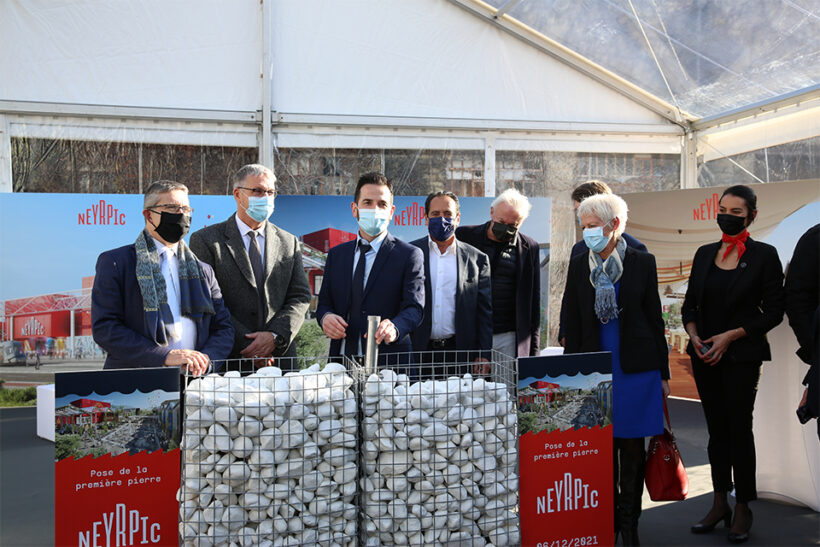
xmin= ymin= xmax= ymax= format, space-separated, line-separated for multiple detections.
xmin=692 ymin=357 xmax=762 ymax=503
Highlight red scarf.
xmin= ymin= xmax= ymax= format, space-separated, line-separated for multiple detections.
xmin=722 ymin=229 xmax=749 ymax=260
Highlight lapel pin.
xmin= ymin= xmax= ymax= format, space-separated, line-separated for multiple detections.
xmin=740 ymin=262 xmax=747 ymax=268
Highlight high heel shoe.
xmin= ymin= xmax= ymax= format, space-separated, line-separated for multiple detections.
xmin=728 ymin=509 xmax=753 ymax=544
xmin=690 ymin=509 xmax=732 ymax=534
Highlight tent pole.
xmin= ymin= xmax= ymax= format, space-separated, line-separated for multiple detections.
xmin=0 ymin=115 xmax=11 ymax=192
xmin=680 ymin=132 xmax=698 ymax=189
xmin=261 ymin=0 xmax=273 ymax=168
xmin=484 ymin=133 xmax=496 ymax=197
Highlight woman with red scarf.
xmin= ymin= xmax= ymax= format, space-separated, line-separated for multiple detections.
xmin=682 ymin=184 xmax=785 ymax=544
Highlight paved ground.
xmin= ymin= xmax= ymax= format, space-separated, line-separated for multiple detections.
xmin=1 ymin=398 xmax=817 ymax=546
xmin=0 ymin=359 xmax=104 ymax=385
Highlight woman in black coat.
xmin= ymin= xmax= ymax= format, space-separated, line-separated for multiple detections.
xmin=563 ymin=193 xmax=670 ymax=546
xmin=682 ymin=185 xmax=785 ymax=544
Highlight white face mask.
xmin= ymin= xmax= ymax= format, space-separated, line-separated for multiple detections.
xmin=583 ymin=221 xmax=612 ymax=253
xmin=357 ymin=208 xmax=390 ymax=236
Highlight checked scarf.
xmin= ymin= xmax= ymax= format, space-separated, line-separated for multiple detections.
xmin=134 ymin=230 xmax=214 ymax=346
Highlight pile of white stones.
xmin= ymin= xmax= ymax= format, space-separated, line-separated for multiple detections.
xmin=360 ymin=370 xmax=519 ymax=547
xmin=179 ymin=363 xmax=358 ymax=547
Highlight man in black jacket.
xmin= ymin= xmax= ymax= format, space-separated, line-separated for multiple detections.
xmin=785 ymin=223 xmax=819 ymax=438
xmin=456 ymin=188 xmax=541 ymax=358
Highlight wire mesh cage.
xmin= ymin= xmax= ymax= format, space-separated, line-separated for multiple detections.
xmin=179 ymin=356 xmax=361 ymax=547
xmin=350 ymin=350 xmax=520 ymax=547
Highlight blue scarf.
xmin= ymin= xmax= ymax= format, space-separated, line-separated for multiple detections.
xmin=134 ymin=230 xmax=214 ymax=346
xmin=588 ymin=237 xmax=626 ymax=324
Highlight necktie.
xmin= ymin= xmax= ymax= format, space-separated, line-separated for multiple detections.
xmin=248 ymin=231 xmax=266 ymax=328
xmin=346 ymin=240 xmax=372 ymax=355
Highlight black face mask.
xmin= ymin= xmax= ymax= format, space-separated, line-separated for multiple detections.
xmin=716 ymin=213 xmax=747 ymax=236
xmin=491 ymin=221 xmax=518 ymax=243
xmin=152 ymin=211 xmax=190 ymax=243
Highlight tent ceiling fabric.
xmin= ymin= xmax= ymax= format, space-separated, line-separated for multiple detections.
xmin=622 ymin=179 xmax=820 ymax=270
xmin=484 ymin=0 xmax=820 ymax=119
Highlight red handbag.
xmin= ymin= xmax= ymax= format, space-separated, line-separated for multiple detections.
xmin=645 ymin=399 xmax=689 ymax=501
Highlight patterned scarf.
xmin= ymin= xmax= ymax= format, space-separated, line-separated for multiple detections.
xmin=588 ymin=237 xmax=627 ymax=324
xmin=722 ymin=229 xmax=749 ymax=260
xmin=134 ymin=230 xmax=214 ymax=346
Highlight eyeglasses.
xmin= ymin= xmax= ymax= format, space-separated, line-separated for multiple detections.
xmin=237 ymin=187 xmax=276 ymax=197
xmin=148 ymin=204 xmax=194 ymax=214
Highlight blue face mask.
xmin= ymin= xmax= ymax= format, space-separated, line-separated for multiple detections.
xmin=357 ymin=208 xmax=391 ymax=237
xmin=583 ymin=222 xmax=612 ymax=253
xmin=428 ymin=216 xmax=456 ymax=242
xmin=246 ymin=195 xmax=275 ymax=223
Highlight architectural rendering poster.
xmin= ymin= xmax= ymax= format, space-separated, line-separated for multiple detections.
xmin=54 ymin=368 xmax=181 ymax=547
xmin=518 ymin=352 xmax=614 ymax=547
xmin=0 ymin=193 xmax=550 ymax=357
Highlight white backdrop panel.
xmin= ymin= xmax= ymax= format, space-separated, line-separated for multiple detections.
xmin=1 ymin=0 xmax=261 ymax=111
xmin=271 ymin=0 xmax=669 ymax=125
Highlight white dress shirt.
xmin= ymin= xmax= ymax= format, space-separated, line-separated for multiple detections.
xmin=152 ymin=237 xmax=197 ymax=350
xmin=428 ymin=236 xmax=458 ymax=340
xmin=352 ymin=230 xmax=388 ymax=288
xmin=235 ymin=215 xmax=266 ymax=265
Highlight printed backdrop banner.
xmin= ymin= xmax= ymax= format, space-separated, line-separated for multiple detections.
xmin=0 ymin=193 xmax=550 ymax=351
xmin=518 ymin=352 xmax=614 ymax=547
xmin=54 ymin=368 xmax=181 ymax=547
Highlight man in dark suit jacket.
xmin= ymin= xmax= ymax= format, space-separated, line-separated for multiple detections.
xmin=456 ymin=188 xmax=541 ymax=358
xmin=92 ymin=181 xmax=233 ymax=373
xmin=784 ymin=223 xmax=819 ymax=434
xmin=316 ymin=172 xmax=424 ymax=360
xmin=559 ymin=181 xmax=647 ymax=345
xmin=189 ymin=165 xmax=311 ymax=369
xmin=410 ymin=191 xmax=492 ymax=361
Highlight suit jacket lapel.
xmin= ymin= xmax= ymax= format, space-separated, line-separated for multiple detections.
xmin=363 ymin=234 xmax=395 ymax=299
xmin=263 ymin=222 xmax=280 ymax=284
xmin=422 ymin=241 xmax=432 ymax=310
xmin=693 ymin=242 xmax=720 ymax=305
xmin=224 ymin=214 xmax=257 ymax=289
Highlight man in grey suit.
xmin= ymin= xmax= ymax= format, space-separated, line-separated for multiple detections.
xmin=189 ymin=164 xmax=311 ymax=370
xmin=410 ymin=191 xmax=492 ymax=373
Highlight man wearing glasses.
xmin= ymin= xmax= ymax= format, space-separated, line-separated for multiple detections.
xmin=91 ymin=180 xmax=234 ymax=375
xmin=190 ymin=164 xmax=311 ymax=370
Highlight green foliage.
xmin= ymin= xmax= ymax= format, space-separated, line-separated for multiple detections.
xmin=0 ymin=386 xmax=37 ymax=407
xmin=518 ymin=411 xmax=539 ymax=435
xmin=55 ymin=434 xmax=82 ymax=460
xmin=90 ymin=447 xmax=108 ymax=458
xmin=294 ymin=322 xmax=329 ymax=363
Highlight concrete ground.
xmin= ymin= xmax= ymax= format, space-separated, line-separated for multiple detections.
xmin=1 ymin=396 xmax=817 ymax=546
xmin=0 ymin=359 xmax=104 ymax=385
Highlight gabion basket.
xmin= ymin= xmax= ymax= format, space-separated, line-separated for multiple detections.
xmin=350 ymin=350 xmax=520 ymax=547
xmin=179 ymin=357 xmax=361 ymax=547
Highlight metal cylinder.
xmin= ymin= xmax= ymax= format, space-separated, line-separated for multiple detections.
xmin=364 ymin=315 xmax=381 ymax=373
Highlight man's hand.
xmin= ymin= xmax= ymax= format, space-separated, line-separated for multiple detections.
xmin=374 ymin=319 xmax=398 ymax=344
xmin=164 ymin=349 xmax=210 ymax=377
xmin=241 ymin=331 xmax=277 ymax=359
xmin=473 ymin=357 xmax=491 ymax=376
xmin=662 ymin=379 xmax=670 ymax=398
xmin=322 ymin=314 xmax=348 ymax=340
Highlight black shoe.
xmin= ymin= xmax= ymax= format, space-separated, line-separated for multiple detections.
xmin=691 ymin=510 xmax=732 ymax=534
xmin=728 ymin=509 xmax=753 ymax=544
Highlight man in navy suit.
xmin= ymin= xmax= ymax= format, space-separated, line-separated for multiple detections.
xmin=559 ymin=180 xmax=647 ymax=346
xmin=316 ymin=172 xmax=424 ymax=360
xmin=91 ymin=181 xmax=234 ymax=374
xmin=410 ymin=191 xmax=492 ymax=366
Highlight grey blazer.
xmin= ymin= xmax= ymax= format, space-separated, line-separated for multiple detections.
xmin=189 ymin=214 xmax=311 ymax=358
xmin=409 ymin=237 xmax=492 ymax=353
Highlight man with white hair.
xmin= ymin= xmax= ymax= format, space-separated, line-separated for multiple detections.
xmin=456 ymin=188 xmax=541 ymax=357
xmin=190 ymin=164 xmax=311 ymax=370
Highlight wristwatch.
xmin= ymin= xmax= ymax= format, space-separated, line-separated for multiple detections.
xmin=271 ymin=332 xmax=285 ymax=347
